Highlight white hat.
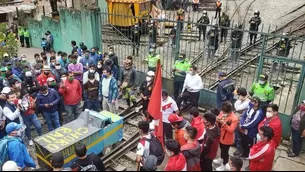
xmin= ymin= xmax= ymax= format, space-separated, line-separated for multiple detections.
xmin=1 ymin=87 xmax=11 ymax=94
xmin=147 ymin=71 xmax=155 ymax=77
xmin=25 ymin=71 xmax=32 ymax=77
xmin=47 ymin=77 xmax=55 ymax=82
xmin=2 ymin=161 xmax=19 ymax=171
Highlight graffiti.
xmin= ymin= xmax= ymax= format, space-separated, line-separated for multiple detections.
xmin=36 ymin=127 xmax=89 ymax=152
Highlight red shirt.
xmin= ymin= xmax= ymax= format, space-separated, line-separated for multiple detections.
xmin=24 ymin=96 xmax=35 ymax=116
xmin=165 ymin=153 xmax=187 ymax=171
xmin=59 ymin=79 xmax=82 ymax=105
xmin=37 ymin=73 xmax=56 ymax=86
xmin=249 ymin=140 xmax=275 ymax=171
xmin=191 ymin=116 xmax=205 ymax=140
xmin=175 ymin=129 xmax=187 ymax=147
xmin=258 ymin=115 xmax=282 ymax=148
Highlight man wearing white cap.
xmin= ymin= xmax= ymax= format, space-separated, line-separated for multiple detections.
xmin=37 ymin=66 xmax=56 ymax=86
xmin=4 ymin=122 xmax=36 ymax=170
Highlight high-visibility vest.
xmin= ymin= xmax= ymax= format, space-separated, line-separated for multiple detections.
xmin=174 ymin=59 xmax=191 ymax=77
xmin=147 ymin=54 xmax=160 ymax=67
xmin=24 ymin=30 xmax=30 ymax=37
xmin=18 ymin=28 xmax=24 ymax=36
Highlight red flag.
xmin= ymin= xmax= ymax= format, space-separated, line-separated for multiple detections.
xmin=147 ymin=60 xmax=163 ymax=146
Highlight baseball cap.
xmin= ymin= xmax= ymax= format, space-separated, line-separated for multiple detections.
xmin=162 ymin=90 xmax=168 ymax=96
xmin=168 ymin=113 xmax=184 ymax=123
xmin=51 ymin=152 xmax=64 ymax=168
xmin=218 ymin=71 xmax=227 ymax=77
xmin=259 ymin=74 xmax=268 ymax=80
xmin=143 ymin=155 xmax=158 ymax=171
xmin=43 ymin=66 xmax=51 ymax=71
xmin=3 ymin=53 xmax=9 ymax=57
xmin=2 ymin=161 xmax=19 ymax=171
xmin=5 ymin=122 xmax=22 ymax=134
xmin=1 ymin=87 xmax=11 ymax=94
xmin=302 ymin=100 xmax=305 ymax=104
xmin=25 ymin=71 xmax=32 ymax=77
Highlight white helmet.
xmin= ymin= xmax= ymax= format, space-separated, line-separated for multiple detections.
xmin=203 ymin=10 xmax=207 ymax=15
xmin=2 ymin=161 xmax=19 ymax=171
xmin=147 ymin=71 xmax=155 ymax=77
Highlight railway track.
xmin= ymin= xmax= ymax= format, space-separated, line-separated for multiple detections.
xmin=200 ymin=13 xmax=305 ymax=90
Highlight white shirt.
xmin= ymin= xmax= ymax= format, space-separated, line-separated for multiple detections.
xmin=182 ymin=73 xmax=203 ymax=93
xmin=102 ymin=77 xmax=111 ymax=97
xmin=136 ymin=134 xmax=151 ymax=166
xmin=162 ymin=97 xmax=179 ymax=123
xmin=234 ymin=98 xmax=250 ymax=112
xmin=83 ymin=71 xmax=100 ymax=84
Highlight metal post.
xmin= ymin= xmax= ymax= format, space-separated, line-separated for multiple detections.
xmin=84 ymin=109 xmax=90 ymax=126
xmin=256 ymin=34 xmax=266 ymax=80
xmin=72 ymin=0 xmax=75 ymax=9
xmin=42 ymin=6 xmax=46 ymax=16
xmin=175 ymin=20 xmax=181 ymax=60
xmin=16 ymin=7 xmax=19 ymax=19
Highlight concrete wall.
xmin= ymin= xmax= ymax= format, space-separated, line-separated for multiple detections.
xmin=28 ymin=8 xmax=101 ymax=53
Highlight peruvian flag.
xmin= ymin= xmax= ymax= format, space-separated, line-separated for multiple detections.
xmin=147 ymin=60 xmax=164 ymax=146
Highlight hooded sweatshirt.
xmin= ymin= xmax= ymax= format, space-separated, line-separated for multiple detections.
xmin=200 ymin=125 xmax=220 ymax=160
xmin=191 ymin=116 xmax=205 ymax=140
xmin=164 ymin=153 xmax=187 ymax=171
xmin=58 ymin=79 xmax=82 ymax=105
xmin=181 ymin=141 xmax=201 ymax=171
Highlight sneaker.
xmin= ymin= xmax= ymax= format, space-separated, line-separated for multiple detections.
xmin=233 ymin=149 xmax=243 ymax=156
xmin=213 ymin=158 xmax=223 ymax=165
xmin=216 ymin=164 xmax=226 ymax=171
xmin=288 ymin=153 xmax=298 ymax=157
xmin=29 ymin=140 xmax=34 ymax=146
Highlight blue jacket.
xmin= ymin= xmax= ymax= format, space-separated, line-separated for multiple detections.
xmin=79 ymin=57 xmax=95 ymax=71
xmin=58 ymin=58 xmax=69 ymax=70
xmin=240 ymin=103 xmax=263 ymax=139
xmin=90 ymin=53 xmax=101 ymax=65
xmin=36 ymin=88 xmax=60 ymax=113
xmin=216 ymin=78 xmax=235 ymax=109
xmin=99 ymin=77 xmax=118 ymax=103
xmin=7 ymin=137 xmax=36 ymax=169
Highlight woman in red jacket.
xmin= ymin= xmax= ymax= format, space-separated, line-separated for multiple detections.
xmin=190 ymin=107 xmax=205 ymax=142
xmin=258 ymin=104 xmax=282 ymax=148
xmin=249 ymin=126 xmax=276 ymax=171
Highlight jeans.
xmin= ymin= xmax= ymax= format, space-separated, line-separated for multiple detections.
xmin=291 ymin=127 xmax=302 ymax=155
xmin=220 ymin=143 xmax=231 ymax=165
xmin=43 ymin=111 xmax=61 ymax=131
xmin=235 ymin=127 xmax=242 ymax=150
xmin=86 ymin=99 xmax=101 ymax=112
xmin=64 ymin=102 xmax=81 ymax=124
xmin=23 ymin=114 xmax=42 ymax=140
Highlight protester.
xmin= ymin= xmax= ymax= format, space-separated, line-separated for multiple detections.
xmin=70 ymin=143 xmax=105 ymax=171
xmin=83 ymin=73 xmax=100 ymax=112
xmin=227 ymin=156 xmax=243 ymax=171
xmin=164 ymin=139 xmax=187 ymax=171
xmin=136 ymin=121 xmax=152 ymax=171
xmin=37 ymin=66 xmax=56 ymax=86
xmin=51 ymin=152 xmax=71 ymax=171
xmin=189 ymin=107 xmax=205 ymax=142
xmin=168 ymin=113 xmax=190 ymax=147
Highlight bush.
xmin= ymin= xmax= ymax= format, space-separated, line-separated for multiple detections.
xmin=0 ymin=32 xmax=18 ymax=60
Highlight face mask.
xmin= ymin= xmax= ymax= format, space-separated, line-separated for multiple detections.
xmin=72 ymin=60 xmax=77 ymax=64
xmin=97 ymin=64 xmax=102 ymax=69
xmin=85 ymin=55 xmax=89 ymax=59
xmin=146 ymin=76 xmax=152 ymax=82
xmin=1 ymin=73 xmax=5 ymax=78
xmin=89 ymin=69 xmax=95 ymax=73
xmin=61 ymin=77 xmax=67 ymax=81
xmin=62 ymin=58 xmax=67 ymax=62
xmin=7 ymin=66 xmax=12 ymax=70
xmin=44 ymin=72 xmax=50 ymax=75
xmin=22 ymin=58 xmax=26 ymax=62
xmin=55 ymin=65 xmax=61 ymax=70
xmin=256 ymin=133 xmax=262 ymax=141
xmin=266 ymin=112 xmax=273 ymax=118
xmin=68 ymin=77 xmax=74 ymax=82
xmin=90 ymin=52 xmax=95 ymax=55
xmin=42 ymin=92 xmax=48 ymax=96
xmin=258 ymin=80 xmax=266 ymax=85
xmin=50 ymin=82 xmax=56 ymax=87
xmin=35 ymin=69 xmax=41 ymax=74
xmin=102 ymin=74 xmax=107 ymax=78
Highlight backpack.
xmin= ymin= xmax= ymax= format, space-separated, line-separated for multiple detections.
xmin=143 ymin=134 xmax=165 ymax=166
xmin=73 ymin=154 xmax=98 ymax=171
xmin=0 ymin=136 xmax=18 ymax=171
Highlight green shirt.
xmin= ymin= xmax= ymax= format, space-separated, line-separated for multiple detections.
xmin=146 ymin=54 xmax=160 ymax=68
xmin=18 ymin=28 xmax=24 ymax=36
xmin=24 ymin=30 xmax=30 ymax=37
xmin=173 ymin=59 xmax=191 ymax=77
xmin=250 ymin=83 xmax=275 ymax=102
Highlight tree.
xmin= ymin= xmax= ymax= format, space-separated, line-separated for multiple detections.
xmin=0 ymin=32 xmax=19 ymax=62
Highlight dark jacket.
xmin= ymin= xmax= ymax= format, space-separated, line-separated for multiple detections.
xmin=197 ymin=16 xmax=209 ymax=28
xmin=36 ymin=88 xmax=60 ymax=113
xmin=200 ymin=125 xmax=220 ymax=160
xmin=216 ymin=78 xmax=235 ymax=109
xmin=22 ymin=78 xmax=39 ymax=97
xmin=249 ymin=16 xmax=261 ymax=31
xmin=52 ymin=68 xmax=67 ymax=83
xmin=240 ymin=104 xmax=263 ymax=139
xmin=231 ymin=28 xmax=243 ymax=48
xmin=84 ymin=80 xmax=99 ymax=100
xmin=291 ymin=105 xmax=305 ymax=133
xmin=276 ymin=39 xmax=291 ymax=57
xmin=119 ymin=67 xmax=137 ymax=88
xmin=181 ymin=141 xmax=201 ymax=171
xmin=207 ymin=28 xmax=219 ymax=47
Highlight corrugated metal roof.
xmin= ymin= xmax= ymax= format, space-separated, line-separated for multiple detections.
xmin=107 ymin=0 xmax=150 ymax=3
xmin=0 ymin=4 xmax=36 ymax=14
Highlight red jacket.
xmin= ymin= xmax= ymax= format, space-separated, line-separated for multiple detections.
xmin=175 ymin=129 xmax=187 ymax=147
xmin=217 ymin=111 xmax=239 ymax=145
xmin=164 ymin=153 xmax=187 ymax=171
xmin=181 ymin=141 xmax=201 ymax=171
xmin=249 ymin=140 xmax=275 ymax=171
xmin=37 ymin=73 xmax=56 ymax=86
xmin=191 ymin=116 xmax=205 ymax=140
xmin=201 ymin=125 xmax=220 ymax=160
xmin=58 ymin=79 xmax=82 ymax=105
xmin=258 ymin=115 xmax=282 ymax=148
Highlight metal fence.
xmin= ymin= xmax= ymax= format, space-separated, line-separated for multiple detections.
xmin=100 ymin=10 xmax=305 ymax=114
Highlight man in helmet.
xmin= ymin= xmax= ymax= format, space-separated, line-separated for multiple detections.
xmin=272 ymin=33 xmax=292 ymax=74
xmin=197 ymin=11 xmax=210 ymax=41
xmin=230 ymin=24 xmax=244 ymax=61
xmin=144 ymin=47 xmax=160 ymax=72
xmin=219 ymin=12 xmax=230 ymax=43
xmin=249 ymin=10 xmax=261 ymax=46
xmin=207 ymin=24 xmax=219 ymax=58
xmin=172 ymin=53 xmax=191 ymax=100
xmin=170 ymin=25 xmax=177 ymax=48
xmin=140 ymin=71 xmax=155 ymax=112
xmin=131 ymin=22 xmax=141 ymax=56
xmin=148 ymin=20 xmax=157 ymax=46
